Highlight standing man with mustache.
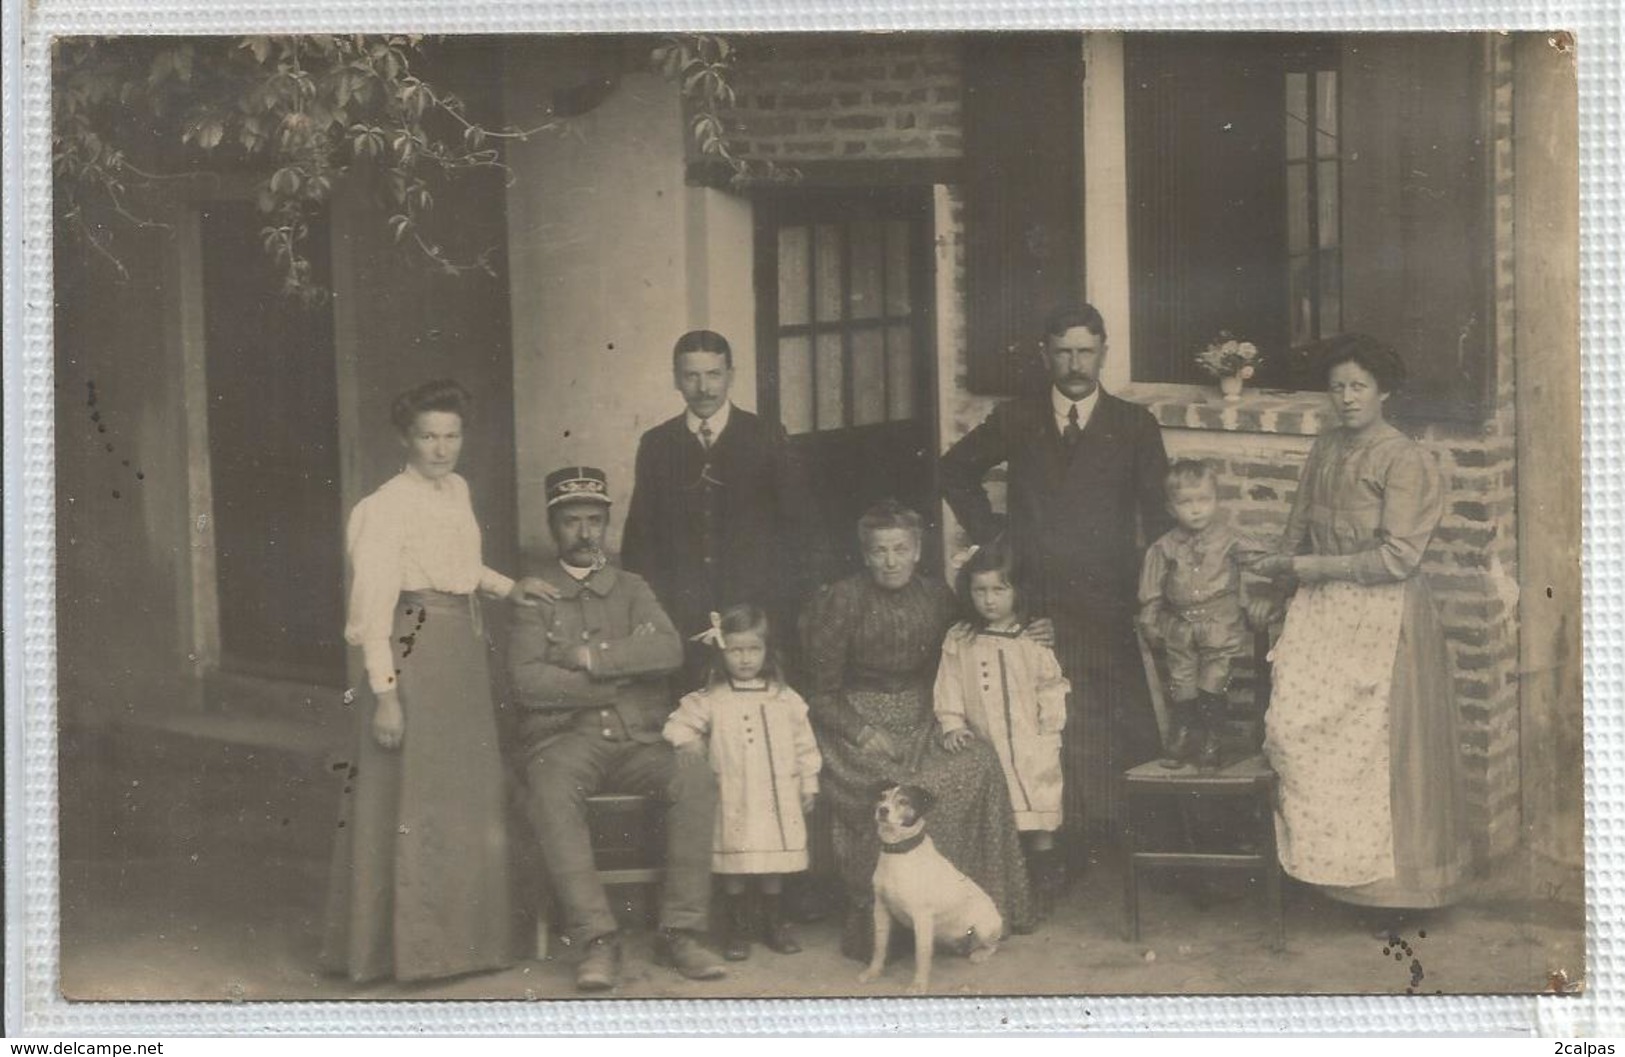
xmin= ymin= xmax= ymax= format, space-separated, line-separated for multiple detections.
xmin=622 ymin=329 xmax=829 ymax=689
xmin=940 ymin=303 xmax=1172 ymax=881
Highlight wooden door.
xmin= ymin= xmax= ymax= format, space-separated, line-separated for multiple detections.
xmin=199 ymin=201 xmax=346 ymax=687
xmin=754 ymin=188 xmax=940 ymax=575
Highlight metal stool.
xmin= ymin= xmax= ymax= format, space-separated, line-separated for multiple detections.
xmin=1120 ymin=625 xmax=1284 ymax=949
xmin=535 ymin=793 xmax=665 ymax=959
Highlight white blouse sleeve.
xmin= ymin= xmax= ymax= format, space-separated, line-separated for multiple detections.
xmin=479 ymin=565 xmax=516 ymax=599
xmin=453 ymin=475 xmax=514 ymax=598
xmin=344 ymin=492 xmax=407 ymax=695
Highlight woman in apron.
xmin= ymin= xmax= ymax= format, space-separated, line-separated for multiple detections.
xmin=1252 ymin=336 xmax=1469 ymax=914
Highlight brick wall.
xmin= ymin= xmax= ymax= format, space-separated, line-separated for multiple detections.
xmin=934 ymin=36 xmax=1523 ymax=866
xmin=694 ymin=34 xmax=964 ymax=163
xmin=721 ymin=33 xmax=1524 ymax=865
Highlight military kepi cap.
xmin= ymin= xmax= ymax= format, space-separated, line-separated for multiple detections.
xmin=545 ymin=466 xmax=612 ymax=507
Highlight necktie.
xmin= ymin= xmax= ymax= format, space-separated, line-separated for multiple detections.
xmin=698 ymin=421 xmax=713 ymax=449
xmin=1064 ymin=404 xmax=1082 ymax=445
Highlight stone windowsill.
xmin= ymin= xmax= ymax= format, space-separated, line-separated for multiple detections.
xmin=1118 ymin=382 xmax=1333 ymax=437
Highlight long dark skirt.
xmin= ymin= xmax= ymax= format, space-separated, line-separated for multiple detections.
xmin=320 ymin=590 xmax=514 ymax=982
xmin=822 ymin=687 xmax=1034 ymax=932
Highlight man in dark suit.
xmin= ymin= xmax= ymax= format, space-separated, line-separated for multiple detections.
xmin=622 ymin=329 xmax=829 ymax=688
xmin=940 ymin=303 xmax=1172 ymax=870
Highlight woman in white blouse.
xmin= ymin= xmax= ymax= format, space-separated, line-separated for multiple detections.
xmin=320 ymin=378 xmax=552 ymax=983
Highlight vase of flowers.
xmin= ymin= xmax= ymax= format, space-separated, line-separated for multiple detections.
xmin=1194 ymin=332 xmax=1263 ymax=402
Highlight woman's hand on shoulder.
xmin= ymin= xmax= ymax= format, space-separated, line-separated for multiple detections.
xmin=372 ymin=690 xmax=404 ymax=751
xmin=1020 ymin=618 xmax=1056 ymax=648
xmin=510 ymin=576 xmax=559 ymax=606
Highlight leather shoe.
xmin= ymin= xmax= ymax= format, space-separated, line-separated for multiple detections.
xmin=655 ymin=928 xmax=727 ymax=980
xmin=574 ymin=932 xmax=621 ymax=993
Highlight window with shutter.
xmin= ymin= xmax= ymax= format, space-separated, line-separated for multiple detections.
xmin=1126 ymin=33 xmax=1497 ymax=420
xmin=961 ymin=33 xmax=1086 ymax=395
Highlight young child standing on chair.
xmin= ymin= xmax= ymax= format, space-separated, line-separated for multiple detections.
xmin=1137 ymin=459 xmax=1268 ymax=771
xmin=935 ymin=537 xmax=1070 ymax=911
xmin=663 ymin=603 xmax=821 ymax=962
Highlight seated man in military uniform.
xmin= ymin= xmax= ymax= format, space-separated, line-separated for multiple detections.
xmin=511 ymin=466 xmax=724 ymax=992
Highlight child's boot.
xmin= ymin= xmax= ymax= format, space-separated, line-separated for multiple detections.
xmin=1196 ymin=690 xmax=1228 ymax=771
xmin=1161 ymin=698 xmax=1198 ymax=768
xmin=759 ymin=892 xmax=802 ymax=954
xmin=722 ymin=890 xmax=753 ymax=961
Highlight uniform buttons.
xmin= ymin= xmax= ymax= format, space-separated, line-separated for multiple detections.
xmin=602 ymin=728 xmax=615 ymax=739
xmin=600 ymin=710 xmax=610 ymax=719
xmin=581 ymin=631 xmax=590 ymax=640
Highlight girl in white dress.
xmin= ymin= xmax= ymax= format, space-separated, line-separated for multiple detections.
xmin=663 ymin=604 xmax=822 ymax=961
xmin=936 ymin=537 xmax=1070 ymax=911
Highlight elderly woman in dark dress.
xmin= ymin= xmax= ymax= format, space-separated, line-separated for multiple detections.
xmin=803 ymin=500 xmax=1035 ymax=959
xmin=1252 ymin=336 xmax=1470 ymax=918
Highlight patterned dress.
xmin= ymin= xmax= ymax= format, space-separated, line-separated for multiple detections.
xmin=320 ymin=466 xmax=516 ymax=982
xmin=1262 ymin=421 xmax=1470 ymax=908
xmin=664 ymin=681 xmax=823 ymax=874
xmin=803 ymin=574 xmax=1034 ymax=931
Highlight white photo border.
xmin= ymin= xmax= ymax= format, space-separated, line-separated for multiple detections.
xmin=5 ymin=0 xmax=1617 ymax=1035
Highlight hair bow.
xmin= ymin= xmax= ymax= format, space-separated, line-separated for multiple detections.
xmin=948 ymin=544 xmax=980 ymax=575
xmin=690 ymin=611 xmax=727 ymax=650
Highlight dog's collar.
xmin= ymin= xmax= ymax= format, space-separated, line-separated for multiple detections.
xmin=879 ymin=830 xmax=927 ymax=855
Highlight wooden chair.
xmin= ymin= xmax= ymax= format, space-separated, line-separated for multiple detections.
xmin=1119 ymin=626 xmax=1285 ymax=950
xmin=535 ymin=793 xmax=665 ymax=959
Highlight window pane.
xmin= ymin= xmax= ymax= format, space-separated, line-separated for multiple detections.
xmin=1289 ymin=255 xmax=1313 ymax=347
xmin=852 ymin=328 xmax=886 ymax=426
xmin=884 ymin=220 xmax=912 ymax=316
xmin=1285 ymin=72 xmax=1308 ymax=162
xmin=1316 ymin=70 xmax=1339 ymax=158
xmin=1318 ymin=248 xmax=1342 ymax=336
xmin=778 ymin=335 xmax=814 ymax=435
xmin=848 ymin=220 xmax=883 ymax=321
xmin=777 ymin=226 xmax=811 ymax=326
xmin=1287 ymin=164 xmax=1309 ymax=254
xmin=814 ymin=224 xmax=843 ymax=323
xmin=1317 ymin=161 xmax=1340 ymax=249
xmin=886 ymin=323 xmax=915 ymax=421
xmin=815 ymin=332 xmax=845 ymax=430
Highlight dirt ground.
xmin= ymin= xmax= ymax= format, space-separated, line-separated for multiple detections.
xmin=59 ymin=847 xmax=1582 ymax=1003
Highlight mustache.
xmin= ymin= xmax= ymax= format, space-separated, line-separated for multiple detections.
xmin=566 ymin=540 xmax=608 ymax=570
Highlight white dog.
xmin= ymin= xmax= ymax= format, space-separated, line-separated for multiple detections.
xmin=857 ymin=783 xmax=1004 ymax=993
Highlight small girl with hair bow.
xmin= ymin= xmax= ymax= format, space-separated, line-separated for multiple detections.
xmin=663 ymin=603 xmax=822 ymax=962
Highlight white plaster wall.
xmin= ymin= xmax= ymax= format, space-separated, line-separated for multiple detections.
xmin=1083 ymin=32 xmax=1133 ymax=392
xmin=504 ymin=60 xmax=756 ymax=559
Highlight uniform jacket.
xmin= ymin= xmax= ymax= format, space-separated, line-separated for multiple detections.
xmin=508 ymin=563 xmax=683 ymax=755
xmin=621 ymin=406 xmax=830 ymax=638
xmin=940 ymin=387 xmax=1172 ymax=616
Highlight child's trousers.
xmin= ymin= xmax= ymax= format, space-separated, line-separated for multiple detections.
xmin=1163 ymin=595 xmax=1248 ymax=699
